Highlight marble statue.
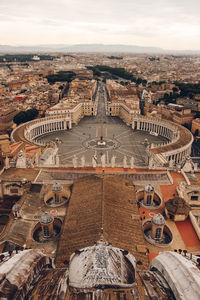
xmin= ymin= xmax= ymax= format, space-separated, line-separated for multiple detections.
xmin=16 ymin=150 xmax=26 ymax=169
xmin=148 ymin=156 xmax=154 ymax=169
xmin=5 ymin=156 xmax=10 ymax=169
xmin=111 ymin=155 xmax=116 ymax=168
xmin=72 ymin=155 xmax=78 ymax=168
xmin=123 ymin=156 xmax=128 ymax=168
xmin=130 ymin=157 xmax=134 ymax=169
xmin=169 ymin=159 xmax=174 ymax=168
xmin=81 ymin=155 xmax=85 ymax=167
xmin=101 ymin=153 xmax=106 ymax=168
xmin=92 ymin=156 xmax=97 ymax=168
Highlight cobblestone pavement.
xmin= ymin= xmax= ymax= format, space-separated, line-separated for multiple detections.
xmin=37 ymin=83 xmax=168 ymax=167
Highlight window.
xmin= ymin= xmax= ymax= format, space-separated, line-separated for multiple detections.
xmin=55 ymin=193 xmax=59 ymax=203
xmin=147 ymin=195 xmax=152 ymax=205
xmin=10 ymin=188 xmax=18 ymax=194
xmin=43 ymin=226 xmax=50 ymax=237
xmin=155 ymin=228 xmax=162 ymax=239
xmin=191 ymin=195 xmax=198 ymax=201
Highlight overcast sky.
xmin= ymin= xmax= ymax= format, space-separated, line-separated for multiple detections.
xmin=1 ymin=0 xmax=200 ymax=50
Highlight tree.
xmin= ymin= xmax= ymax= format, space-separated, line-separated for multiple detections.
xmin=164 ymin=93 xmax=169 ymax=99
xmin=30 ymin=108 xmax=38 ymax=118
xmin=13 ymin=111 xmax=27 ymax=125
xmin=142 ymin=79 xmax=147 ymax=86
xmin=172 ymin=87 xmax=178 ymax=93
xmin=136 ymin=78 xmax=143 ymax=85
xmin=188 ymin=92 xmax=194 ymax=99
xmin=13 ymin=108 xmax=39 ymax=125
xmin=46 ymin=71 xmax=76 ymax=84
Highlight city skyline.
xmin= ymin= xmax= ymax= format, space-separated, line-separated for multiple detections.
xmin=1 ymin=0 xmax=200 ymax=50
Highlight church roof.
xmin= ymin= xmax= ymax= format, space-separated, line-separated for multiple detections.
xmin=144 ymin=183 xmax=154 ymax=192
xmin=40 ymin=212 xmax=54 ymax=224
xmin=52 ymin=182 xmax=62 ymax=191
xmin=69 ymin=242 xmax=136 ymax=289
xmin=165 ymin=197 xmax=190 ymax=215
xmin=55 ymin=175 xmax=148 ymax=268
xmin=152 ymin=213 xmax=165 ymax=226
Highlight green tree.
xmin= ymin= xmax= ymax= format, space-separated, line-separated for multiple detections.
xmin=172 ymin=87 xmax=178 ymax=93
xmin=13 ymin=111 xmax=27 ymax=125
xmin=164 ymin=93 xmax=169 ymax=99
xmin=13 ymin=108 xmax=39 ymax=125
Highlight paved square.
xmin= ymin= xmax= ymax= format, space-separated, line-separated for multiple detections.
xmin=37 ymin=84 xmax=168 ymax=167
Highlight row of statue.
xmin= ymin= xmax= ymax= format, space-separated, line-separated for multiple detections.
xmin=72 ymin=154 xmax=135 ymax=169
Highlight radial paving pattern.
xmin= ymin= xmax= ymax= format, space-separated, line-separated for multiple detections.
xmin=37 ymin=84 xmax=168 ymax=167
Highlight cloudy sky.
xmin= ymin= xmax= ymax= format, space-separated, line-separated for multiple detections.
xmin=1 ymin=0 xmax=200 ymax=50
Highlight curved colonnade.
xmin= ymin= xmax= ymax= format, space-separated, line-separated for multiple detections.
xmin=11 ymin=115 xmax=72 ymax=146
xmin=132 ymin=116 xmax=193 ymax=164
xmin=11 ymin=114 xmax=193 ymax=167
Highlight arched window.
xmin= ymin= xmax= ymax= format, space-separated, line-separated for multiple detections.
xmin=55 ymin=193 xmax=59 ymax=203
xmin=155 ymin=228 xmax=161 ymax=239
xmin=44 ymin=225 xmax=50 ymax=237
xmin=147 ymin=195 xmax=152 ymax=205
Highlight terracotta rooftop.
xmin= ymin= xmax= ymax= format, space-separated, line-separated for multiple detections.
xmin=151 ymin=123 xmax=193 ymax=154
xmin=1 ymin=168 xmax=39 ymax=182
xmin=55 ymin=175 xmax=148 ymax=268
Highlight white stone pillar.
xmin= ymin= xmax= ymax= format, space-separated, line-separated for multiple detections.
xmin=69 ymin=120 xmax=72 ymax=129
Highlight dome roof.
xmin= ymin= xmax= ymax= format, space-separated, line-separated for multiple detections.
xmin=0 ymin=249 xmax=51 ymax=299
xmin=69 ymin=243 xmax=136 ymax=289
xmin=165 ymin=197 xmax=190 ymax=215
xmin=144 ymin=184 xmax=154 ymax=193
xmin=52 ymin=183 xmax=62 ymax=192
xmin=152 ymin=213 xmax=165 ymax=226
xmin=150 ymin=252 xmax=200 ymax=300
xmin=12 ymin=204 xmax=20 ymax=212
xmin=40 ymin=212 xmax=53 ymax=224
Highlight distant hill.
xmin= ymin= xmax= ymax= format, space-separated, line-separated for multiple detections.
xmin=0 ymin=44 xmax=199 ymax=54
xmin=59 ymin=44 xmax=164 ymax=53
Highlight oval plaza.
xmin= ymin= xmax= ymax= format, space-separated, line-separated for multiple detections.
xmin=11 ymin=82 xmax=193 ymax=169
